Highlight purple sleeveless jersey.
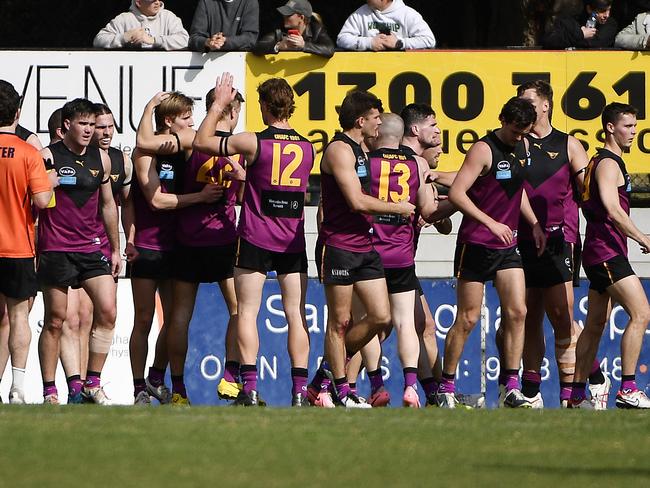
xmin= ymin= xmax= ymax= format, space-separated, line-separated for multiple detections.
xmin=132 ymin=150 xmax=185 ymax=251
xmin=177 ymin=145 xmax=241 ymax=247
xmin=581 ymin=149 xmax=631 ymax=267
xmin=368 ymin=148 xmax=420 ymax=268
xmin=457 ymin=131 xmax=527 ymax=249
xmin=38 ymin=141 xmax=105 ymax=253
xmin=237 ymin=126 xmax=314 ymax=253
xmin=520 ymin=129 xmax=571 ymax=241
xmin=319 ymin=133 xmax=373 ymax=253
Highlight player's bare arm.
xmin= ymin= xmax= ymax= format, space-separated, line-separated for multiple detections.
xmin=520 ymin=189 xmax=547 ymax=255
xmin=568 ymin=135 xmax=589 ymax=193
xmin=98 ymin=150 xmax=121 ymax=276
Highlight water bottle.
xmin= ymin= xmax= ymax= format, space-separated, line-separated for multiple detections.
xmin=586 ymin=12 xmax=597 ymax=29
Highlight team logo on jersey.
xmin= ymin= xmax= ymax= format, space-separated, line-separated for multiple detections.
xmin=110 ymin=174 xmax=119 ymax=182
xmin=496 ymin=160 xmax=512 ymax=180
xmin=546 ymin=151 xmax=559 ymax=160
xmin=89 ymin=169 xmax=100 ymax=178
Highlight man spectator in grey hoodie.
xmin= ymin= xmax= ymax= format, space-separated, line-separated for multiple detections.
xmin=93 ymin=0 xmax=189 ymax=50
xmin=189 ymin=0 xmax=259 ymax=52
xmin=615 ymin=10 xmax=650 ymax=49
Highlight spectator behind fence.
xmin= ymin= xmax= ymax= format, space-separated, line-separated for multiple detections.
xmin=253 ymin=0 xmax=335 ymax=57
xmin=542 ymin=0 xmax=617 ymax=49
xmin=93 ymin=0 xmax=189 ymax=50
xmin=189 ymin=0 xmax=259 ymax=52
xmin=615 ymin=10 xmax=650 ymax=49
xmin=337 ymin=0 xmax=436 ymax=51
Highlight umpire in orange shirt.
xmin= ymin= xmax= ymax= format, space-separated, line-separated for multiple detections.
xmin=0 ymin=80 xmax=56 ymax=404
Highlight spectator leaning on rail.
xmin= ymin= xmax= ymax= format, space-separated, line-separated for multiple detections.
xmin=189 ymin=0 xmax=259 ymax=52
xmin=253 ymin=0 xmax=335 ymax=57
xmin=615 ymin=10 xmax=650 ymax=49
xmin=337 ymin=0 xmax=436 ymax=51
xmin=542 ymin=0 xmax=617 ymax=49
xmin=93 ymin=0 xmax=188 ymax=50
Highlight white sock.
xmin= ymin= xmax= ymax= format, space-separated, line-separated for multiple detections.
xmin=11 ymin=367 xmax=26 ymax=391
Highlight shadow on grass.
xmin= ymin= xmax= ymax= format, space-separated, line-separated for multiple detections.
xmin=473 ymin=463 xmax=650 ymax=478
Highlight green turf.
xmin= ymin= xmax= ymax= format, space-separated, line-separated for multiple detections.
xmin=1 ymin=406 xmax=649 ymax=487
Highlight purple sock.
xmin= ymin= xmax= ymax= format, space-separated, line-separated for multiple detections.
xmin=43 ymin=384 xmax=58 ymax=397
xmin=291 ymin=367 xmax=308 ymax=396
xmin=590 ymin=360 xmax=601 ymax=376
xmin=560 ymin=383 xmax=572 ymax=402
xmin=621 ymin=379 xmax=638 ymax=393
xmin=349 ymin=383 xmax=357 ymax=395
xmin=522 ymin=370 xmax=541 ymax=384
xmin=500 ymin=369 xmax=519 ymax=391
xmin=223 ymin=361 xmax=240 ymax=383
xmin=309 ymin=364 xmax=328 ymax=390
xmin=334 ymin=378 xmax=350 ymax=400
xmin=420 ymin=377 xmax=437 ymax=397
xmin=67 ymin=378 xmax=84 ymax=396
xmin=85 ymin=374 xmax=101 ymax=389
xmin=368 ymin=369 xmax=384 ymax=394
xmin=403 ymin=368 xmax=418 ymax=388
xmin=241 ymin=365 xmax=257 ymax=395
xmin=133 ymin=379 xmax=146 ymax=396
xmin=147 ymin=367 xmax=165 ymax=387
xmin=438 ymin=375 xmax=455 ymax=394
xmin=571 ymin=382 xmax=586 ymax=402
xmin=171 ymin=375 xmax=186 ymax=397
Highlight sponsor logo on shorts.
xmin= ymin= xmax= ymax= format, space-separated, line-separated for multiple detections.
xmin=331 ymin=269 xmax=350 ymax=277
xmin=565 ymin=257 xmax=572 ymax=271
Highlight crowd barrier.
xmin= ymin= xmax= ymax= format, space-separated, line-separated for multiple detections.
xmin=2 ymin=49 xmax=650 ymax=172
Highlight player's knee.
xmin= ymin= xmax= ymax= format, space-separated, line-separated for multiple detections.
xmin=63 ymin=315 xmax=81 ymax=333
xmin=502 ymin=304 xmax=527 ymax=326
xmin=328 ymin=317 xmax=350 ymax=337
xmin=371 ymin=310 xmax=391 ymax=330
xmin=46 ymin=316 xmax=65 ymax=331
xmin=455 ymin=309 xmax=480 ymax=332
xmin=95 ymin=304 xmax=116 ymax=328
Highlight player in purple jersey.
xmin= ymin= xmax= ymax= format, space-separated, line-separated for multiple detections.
xmin=366 ymin=113 xmax=440 ymax=407
xmin=139 ymin=87 xmax=245 ymax=405
xmin=497 ymin=80 xmax=611 ymax=409
xmin=307 ymin=91 xmax=414 ymax=408
xmin=437 ymin=97 xmax=546 ymax=409
xmin=195 ymin=73 xmax=315 ymax=406
xmin=569 ymin=103 xmax=650 ymax=409
xmin=132 ymin=92 xmax=223 ymax=405
xmin=58 ymin=103 xmax=135 ymax=404
xmin=37 ymin=98 xmax=121 ymax=405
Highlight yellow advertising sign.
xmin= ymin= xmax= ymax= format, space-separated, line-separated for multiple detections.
xmin=246 ymin=51 xmax=650 ymax=173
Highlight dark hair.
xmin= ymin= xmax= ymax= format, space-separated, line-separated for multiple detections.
xmin=601 ymin=102 xmax=637 ymax=129
xmin=205 ymin=87 xmax=245 ymax=117
xmin=61 ymin=98 xmax=96 ymax=129
xmin=257 ymin=78 xmax=295 ymax=120
xmin=400 ymin=103 xmax=436 ymax=135
xmin=93 ymin=103 xmax=113 ymax=117
xmin=0 ymin=80 xmax=21 ymax=126
xmin=47 ymin=108 xmax=63 ymax=141
xmin=516 ymin=79 xmax=554 ymax=116
xmin=338 ymin=90 xmax=383 ymax=130
xmin=499 ymin=97 xmax=537 ymax=128
xmin=587 ymin=0 xmax=612 ymax=11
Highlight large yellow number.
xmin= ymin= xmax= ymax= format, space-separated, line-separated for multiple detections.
xmin=272 ymin=143 xmax=303 ymax=187
xmin=378 ymin=161 xmax=410 ymax=202
xmin=196 ymin=157 xmax=237 ymax=188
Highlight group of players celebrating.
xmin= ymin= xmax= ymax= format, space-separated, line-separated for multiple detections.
xmin=0 ymin=72 xmax=648 ymax=409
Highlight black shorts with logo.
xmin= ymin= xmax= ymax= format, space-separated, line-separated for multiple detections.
xmin=126 ymin=247 xmax=175 ymax=281
xmin=519 ymin=234 xmax=573 ymax=289
xmin=0 ymin=257 xmax=38 ymax=299
xmin=38 ymin=251 xmax=111 ymax=288
xmin=315 ymin=241 xmax=384 ymax=286
xmin=584 ymin=254 xmax=635 ymax=294
xmin=174 ymin=243 xmax=235 ymax=283
xmin=384 ymin=265 xmax=419 ymax=294
xmin=235 ymin=238 xmax=307 ymax=275
xmin=454 ymin=242 xmax=522 ymax=283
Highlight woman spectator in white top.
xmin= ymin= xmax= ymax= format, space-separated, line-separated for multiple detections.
xmin=93 ymin=0 xmax=189 ymax=51
xmin=615 ymin=11 xmax=650 ymax=49
xmin=337 ymin=0 xmax=436 ymax=51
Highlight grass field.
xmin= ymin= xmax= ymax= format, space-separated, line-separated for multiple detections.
xmin=1 ymin=406 xmax=649 ymax=487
